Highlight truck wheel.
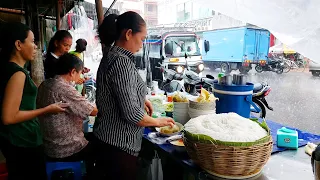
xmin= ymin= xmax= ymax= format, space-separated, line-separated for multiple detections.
xmin=255 ymin=65 xmax=263 ymax=73
xmin=312 ymin=71 xmax=320 ymax=77
xmin=221 ymin=63 xmax=229 ymax=73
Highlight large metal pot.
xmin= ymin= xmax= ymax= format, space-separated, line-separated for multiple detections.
xmin=311 ymin=144 xmax=320 ymax=179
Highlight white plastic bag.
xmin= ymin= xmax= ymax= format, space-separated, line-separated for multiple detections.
xmin=150 ymin=151 xmax=163 ymax=180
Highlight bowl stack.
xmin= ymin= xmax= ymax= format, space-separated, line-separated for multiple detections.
xmin=188 ymin=100 xmax=216 ymax=119
xmin=173 ymin=102 xmax=190 ymax=125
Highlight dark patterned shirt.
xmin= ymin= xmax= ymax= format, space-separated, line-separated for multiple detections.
xmin=37 ymin=76 xmax=94 ymax=158
xmin=94 ymin=46 xmax=147 ymax=156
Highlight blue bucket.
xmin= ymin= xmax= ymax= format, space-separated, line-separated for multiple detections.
xmin=213 ymin=82 xmax=259 ymax=118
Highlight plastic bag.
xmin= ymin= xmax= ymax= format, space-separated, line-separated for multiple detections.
xmin=137 ymin=150 xmax=163 ymax=180
xmin=150 ymin=151 xmax=163 ymax=180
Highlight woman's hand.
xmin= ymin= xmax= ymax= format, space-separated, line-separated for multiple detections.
xmin=76 ymin=78 xmax=85 ymax=85
xmin=145 ymin=99 xmax=153 ymax=116
xmin=46 ymin=102 xmax=69 ymax=113
xmin=156 ymin=117 xmax=175 ymax=127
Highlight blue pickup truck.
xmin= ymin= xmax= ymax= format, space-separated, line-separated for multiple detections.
xmin=202 ymin=27 xmax=270 ymax=73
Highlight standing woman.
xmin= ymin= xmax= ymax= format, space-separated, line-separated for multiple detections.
xmin=70 ymin=38 xmax=87 ymax=61
xmin=70 ymin=39 xmax=88 ymax=95
xmin=0 ymin=23 xmax=68 ymax=179
xmin=93 ymin=11 xmax=175 ymax=180
xmin=44 ymin=30 xmax=72 ymax=79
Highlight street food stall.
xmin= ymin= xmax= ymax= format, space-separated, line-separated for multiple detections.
xmin=142 ymin=78 xmax=320 ymax=180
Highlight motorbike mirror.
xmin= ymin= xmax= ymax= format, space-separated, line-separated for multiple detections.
xmin=186 ymin=74 xmax=193 ymax=79
xmin=164 ymin=41 xmax=173 ymax=55
xmin=206 ymin=74 xmax=215 ymax=79
xmin=162 ymin=81 xmax=183 ymax=93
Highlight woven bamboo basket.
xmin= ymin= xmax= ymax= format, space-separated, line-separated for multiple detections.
xmin=183 ymin=119 xmax=273 ymax=179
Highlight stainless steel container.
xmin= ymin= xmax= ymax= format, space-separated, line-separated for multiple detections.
xmin=226 ymin=75 xmax=232 ymax=85
xmin=220 ymin=76 xmax=226 ymax=85
xmin=232 ymin=74 xmax=237 ymax=84
xmin=314 ymin=160 xmax=320 ymax=180
xmin=312 ymin=145 xmax=320 ymax=180
xmin=240 ymin=75 xmax=247 ymax=85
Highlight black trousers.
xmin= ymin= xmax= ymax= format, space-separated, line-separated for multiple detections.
xmin=91 ymin=136 xmax=139 ymax=180
xmin=0 ymin=138 xmax=47 ymax=180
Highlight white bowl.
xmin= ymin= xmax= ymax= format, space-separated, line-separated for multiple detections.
xmin=189 ymin=100 xmax=216 ymax=110
xmin=173 ymin=102 xmax=189 ymax=109
xmin=188 ymin=108 xmax=216 ymax=119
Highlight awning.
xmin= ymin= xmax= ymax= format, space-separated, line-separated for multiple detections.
xmin=270 ymin=44 xmax=296 ymax=54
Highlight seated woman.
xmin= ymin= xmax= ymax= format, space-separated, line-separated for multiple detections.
xmin=37 ymin=53 xmax=98 ymax=176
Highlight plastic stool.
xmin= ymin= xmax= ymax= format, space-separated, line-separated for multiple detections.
xmin=46 ymin=161 xmax=82 ymax=180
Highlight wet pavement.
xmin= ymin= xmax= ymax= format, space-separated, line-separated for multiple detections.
xmin=203 ymin=68 xmax=320 ymax=135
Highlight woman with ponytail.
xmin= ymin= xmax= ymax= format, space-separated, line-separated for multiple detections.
xmin=44 ymin=30 xmax=72 ymax=79
xmin=93 ymin=11 xmax=175 ymax=180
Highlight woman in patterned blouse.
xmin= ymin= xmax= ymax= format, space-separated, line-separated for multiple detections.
xmin=37 ymin=53 xmax=98 ymax=177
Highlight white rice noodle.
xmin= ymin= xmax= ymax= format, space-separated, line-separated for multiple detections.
xmin=184 ymin=113 xmax=268 ymax=142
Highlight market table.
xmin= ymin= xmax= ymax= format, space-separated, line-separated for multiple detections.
xmin=143 ymin=127 xmax=315 ymax=180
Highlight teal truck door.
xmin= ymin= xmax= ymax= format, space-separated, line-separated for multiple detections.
xmin=244 ymin=29 xmax=257 ymax=63
xmin=257 ymin=30 xmax=271 ymax=63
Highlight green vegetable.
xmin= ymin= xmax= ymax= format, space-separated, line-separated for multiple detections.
xmin=165 ymin=103 xmax=174 ymax=112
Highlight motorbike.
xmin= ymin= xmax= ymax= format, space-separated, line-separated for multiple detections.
xmin=158 ymin=64 xmax=215 ymax=95
xmin=255 ymin=59 xmax=284 ymax=74
xmin=83 ymin=72 xmax=96 ymax=103
xmin=251 ymin=82 xmax=273 ymax=118
xmin=183 ymin=70 xmax=215 ymax=95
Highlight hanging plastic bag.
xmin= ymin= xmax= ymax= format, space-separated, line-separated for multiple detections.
xmin=137 ymin=150 xmax=163 ymax=180
xmin=150 ymin=151 xmax=163 ymax=180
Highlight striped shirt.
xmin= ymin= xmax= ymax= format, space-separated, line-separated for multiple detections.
xmin=93 ymin=46 xmax=147 ymax=156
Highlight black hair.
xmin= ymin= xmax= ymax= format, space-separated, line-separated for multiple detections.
xmin=75 ymin=39 xmax=87 ymax=52
xmin=98 ymin=11 xmax=146 ymax=47
xmin=55 ymin=53 xmax=84 ymax=75
xmin=47 ymin=30 xmax=72 ymax=53
xmin=0 ymin=22 xmax=31 ymax=61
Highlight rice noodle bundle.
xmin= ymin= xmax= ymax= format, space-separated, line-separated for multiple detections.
xmin=184 ymin=113 xmax=268 ymax=142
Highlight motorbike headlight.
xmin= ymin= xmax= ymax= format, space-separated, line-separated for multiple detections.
xmin=198 ymin=63 xmax=205 ymax=72
xmin=176 ymin=66 xmax=184 ymax=73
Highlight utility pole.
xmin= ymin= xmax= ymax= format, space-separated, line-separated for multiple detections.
xmin=56 ymin=0 xmax=62 ymax=30
xmin=95 ymin=0 xmax=104 ymax=26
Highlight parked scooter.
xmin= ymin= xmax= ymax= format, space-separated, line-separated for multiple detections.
xmin=251 ymin=82 xmax=273 ymax=118
xmin=255 ymin=59 xmax=284 ymax=74
xmin=83 ymin=72 xmax=96 ymax=103
xmin=183 ymin=71 xmax=215 ymax=95
xmin=158 ymin=64 xmax=214 ymax=95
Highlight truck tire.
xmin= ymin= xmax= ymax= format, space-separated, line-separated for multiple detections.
xmin=255 ymin=65 xmax=263 ymax=73
xmin=312 ymin=71 xmax=320 ymax=77
xmin=221 ymin=63 xmax=230 ymax=73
